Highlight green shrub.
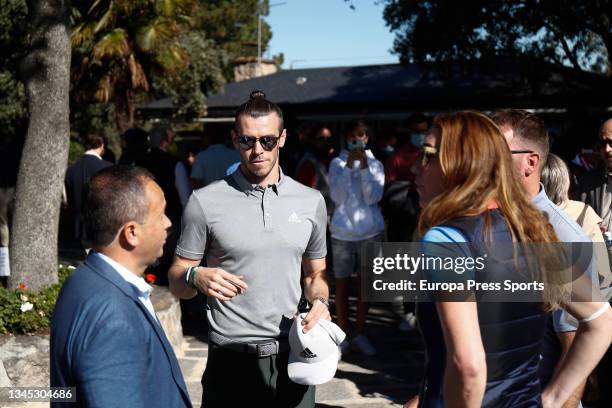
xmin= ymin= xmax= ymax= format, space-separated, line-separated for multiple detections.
xmin=0 ymin=265 xmax=73 ymax=334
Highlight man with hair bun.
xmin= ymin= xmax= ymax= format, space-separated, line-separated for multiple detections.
xmin=169 ymin=91 xmax=330 ymax=407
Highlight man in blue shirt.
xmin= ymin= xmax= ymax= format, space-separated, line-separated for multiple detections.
xmin=191 ymin=122 xmax=240 ymax=188
xmin=493 ymin=109 xmax=592 ymax=408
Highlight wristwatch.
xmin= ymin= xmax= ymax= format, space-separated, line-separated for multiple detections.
xmin=312 ymin=297 xmax=330 ymax=309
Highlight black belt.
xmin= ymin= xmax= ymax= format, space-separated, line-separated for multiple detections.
xmin=209 ymin=332 xmax=289 ymax=357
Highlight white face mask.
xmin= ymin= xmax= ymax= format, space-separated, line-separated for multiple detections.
xmin=347 ymin=140 xmax=367 ymax=150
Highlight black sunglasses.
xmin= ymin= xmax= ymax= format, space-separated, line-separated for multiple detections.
xmin=510 ymin=150 xmax=535 ymax=154
xmin=238 ymin=135 xmax=280 ymax=151
xmin=598 ymin=139 xmax=612 ymax=148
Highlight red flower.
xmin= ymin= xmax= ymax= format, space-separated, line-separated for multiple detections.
xmin=18 ymin=282 xmax=26 ymax=290
xmin=144 ymin=274 xmax=156 ymax=284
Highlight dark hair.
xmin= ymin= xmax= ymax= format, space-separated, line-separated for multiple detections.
xmin=122 ymin=128 xmax=149 ymax=151
xmin=491 ymin=109 xmax=550 ymax=163
xmin=148 ymin=126 xmax=171 ymax=149
xmin=408 ymin=113 xmax=429 ymax=128
xmin=83 ymin=165 xmax=154 ymax=247
xmin=234 ymin=90 xmax=283 ymax=132
xmin=346 ymin=119 xmax=369 ymax=137
xmin=306 ymin=124 xmax=332 ymax=142
xmin=204 ymin=122 xmax=233 ymax=144
xmin=83 ymin=133 xmax=105 ymax=150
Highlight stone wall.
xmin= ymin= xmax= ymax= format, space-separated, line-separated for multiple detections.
xmin=0 ymin=334 xmax=49 ymax=388
xmin=151 ymin=285 xmax=185 ymax=357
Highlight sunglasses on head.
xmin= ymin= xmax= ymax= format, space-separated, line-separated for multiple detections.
xmin=237 ymin=135 xmax=280 ymax=151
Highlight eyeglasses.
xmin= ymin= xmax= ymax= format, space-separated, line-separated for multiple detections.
xmin=237 ymin=135 xmax=280 ymax=151
xmin=420 ymin=145 xmax=438 ymax=167
xmin=598 ymin=139 xmax=612 ymax=148
xmin=510 ymin=150 xmax=535 ymax=154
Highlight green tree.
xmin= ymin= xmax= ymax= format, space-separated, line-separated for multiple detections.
xmin=0 ymin=0 xmax=28 ymax=141
xmin=70 ymin=0 xmax=197 ymax=131
xmin=152 ymin=30 xmax=227 ymax=118
xmin=382 ymin=0 xmax=612 ymax=74
xmin=10 ymin=0 xmax=71 ymax=292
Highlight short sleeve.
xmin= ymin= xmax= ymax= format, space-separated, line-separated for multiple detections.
xmin=422 ymin=226 xmax=468 ymax=245
xmin=175 ymin=194 xmax=208 ymax=260
xmin=553 ymin=309 xmax=578 ymax=332
xmin=190 ymin=153 xmax=205 ymax=180
xmin=421 ymin=227 xmax=475 ymax=292
xmin=303 ymin=195 xmax=327 ymax=259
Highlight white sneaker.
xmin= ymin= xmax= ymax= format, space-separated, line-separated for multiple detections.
xmin=351 ymin=334 xmax=376 ymax=356
xmin=399 ymin=312 xmax=417 ymax=332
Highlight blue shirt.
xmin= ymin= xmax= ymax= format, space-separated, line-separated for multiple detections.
xmin=532 ymin=184 xmax=596 ymax=332
xmin=191 ymin=144 xmax=240 ymax=186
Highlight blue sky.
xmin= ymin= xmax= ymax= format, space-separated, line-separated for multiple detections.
xmin=265 ymin=0 xmax=399 ymax=69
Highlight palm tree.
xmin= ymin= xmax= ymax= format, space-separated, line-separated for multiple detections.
xmin=70 ymin=0 xmax=193 ymax=132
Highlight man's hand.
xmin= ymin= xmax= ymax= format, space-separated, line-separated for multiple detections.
xmin=194 ymin=267 xmax=248 ymax=301
xmin=346 ymin=149 xmax=367 ymax=169
xmin=301 ymin=299 xmax=331 ymax=333
xmin=302 ymin=257 xmax=329 ymax=332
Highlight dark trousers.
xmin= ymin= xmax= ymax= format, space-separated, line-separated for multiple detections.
xmin=201 ymin=343 xmax=315 ymax=408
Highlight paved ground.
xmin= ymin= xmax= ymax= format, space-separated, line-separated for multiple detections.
xmin=178 ymin=297 xmax=424 ymax=408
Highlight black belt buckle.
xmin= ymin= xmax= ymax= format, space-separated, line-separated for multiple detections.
xmin=255 ymin=340 xmax=279 ymax=357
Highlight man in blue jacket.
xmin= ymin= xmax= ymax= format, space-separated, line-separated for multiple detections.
xmin=51 ymin=165 xmax=192 ymax=408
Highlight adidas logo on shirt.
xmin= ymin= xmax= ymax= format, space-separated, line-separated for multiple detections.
xmin=288 ymin=213 xmax=301 ymax=223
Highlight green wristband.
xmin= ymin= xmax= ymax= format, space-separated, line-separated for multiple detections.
xmin=184 ymin=267 xmax=196 ymax=288
xmin=189 ymin=266 xmax=198 ymax=288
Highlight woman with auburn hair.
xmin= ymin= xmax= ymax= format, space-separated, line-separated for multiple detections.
xmin=409 ymin=111 xmax=611 ymax=408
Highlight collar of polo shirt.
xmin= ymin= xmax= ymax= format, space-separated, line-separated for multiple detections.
xmin=233 ymin=167 xmax=285 ymax=196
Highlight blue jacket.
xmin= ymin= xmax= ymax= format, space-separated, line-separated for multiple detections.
xmin=50 ymin=254 xmax=192 ymax=408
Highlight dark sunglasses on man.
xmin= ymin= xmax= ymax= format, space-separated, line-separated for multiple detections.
xmin=597 ymin=139 xmax=612 ymax=148
xmin=237 ymin=135 xmax=280 ymax=151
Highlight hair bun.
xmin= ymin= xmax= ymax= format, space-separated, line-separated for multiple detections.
xmin=250 ymin=90 xmax=266 ymax=100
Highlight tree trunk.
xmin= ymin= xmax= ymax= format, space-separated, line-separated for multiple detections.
xmin=114 ymin=90 xmax=135 ymax=133
xmin=9 ymin=0 xmax=71 ymax=292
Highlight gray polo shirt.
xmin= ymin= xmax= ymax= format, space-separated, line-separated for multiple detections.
xmin=176 ymin=168 xmax=327 ymax=342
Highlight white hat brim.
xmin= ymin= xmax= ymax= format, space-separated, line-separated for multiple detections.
xmin=287 ymin=347 xmax=340 ymax=385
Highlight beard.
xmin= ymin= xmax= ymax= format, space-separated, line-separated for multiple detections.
xmin=242 ymin=156 xmax=278 ymax=182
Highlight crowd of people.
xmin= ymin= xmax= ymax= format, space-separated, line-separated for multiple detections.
xmin=51 ymin=90 xmax=612 ymax=408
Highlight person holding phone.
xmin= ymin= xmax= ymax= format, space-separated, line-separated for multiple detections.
xmin=329 ymin=120 xmax=385 ymax=357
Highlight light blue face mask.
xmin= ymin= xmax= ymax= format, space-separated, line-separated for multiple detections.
xmin=347 ymin=140 xmax=367 ymax=150
xmin=410 ymin=133 xmax=426 ymax=147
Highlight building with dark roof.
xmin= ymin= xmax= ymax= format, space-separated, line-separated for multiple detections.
xmin=138 ymin=60 xmax=612 ymax=173
xmin=202 ymin=59 xmax=611 ymax=117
